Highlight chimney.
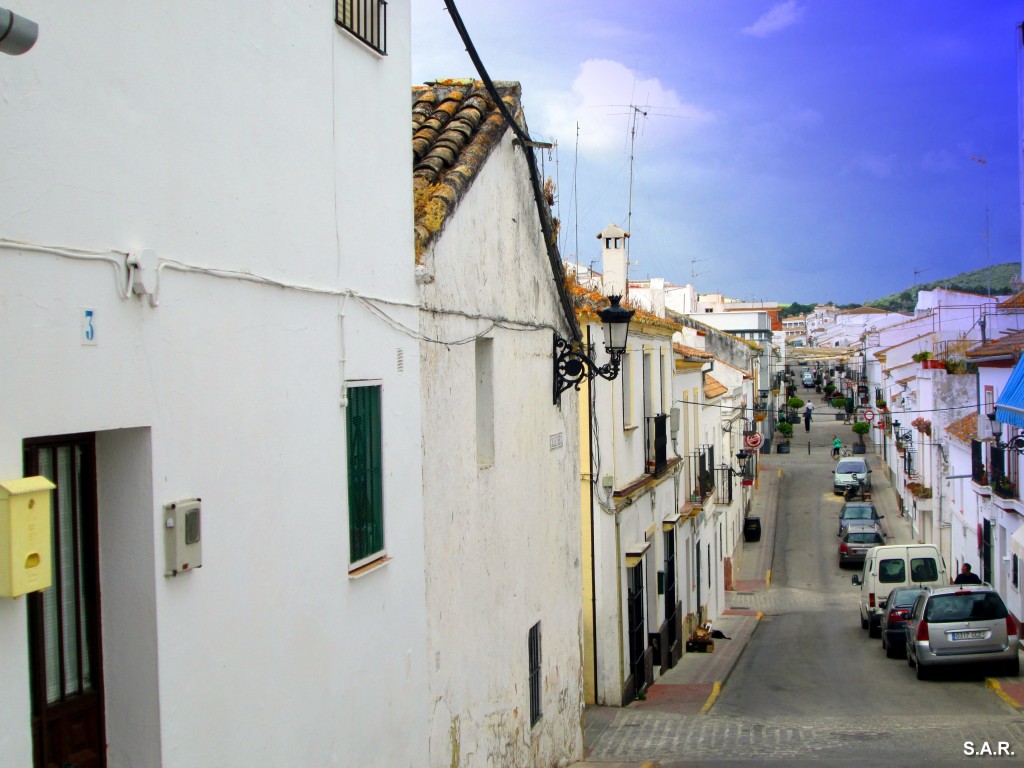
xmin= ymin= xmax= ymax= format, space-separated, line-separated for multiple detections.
xmin=597 ymin=224 xmax=629 ymax=296
xmin=651 ymin=278 xmax=666 ymax=318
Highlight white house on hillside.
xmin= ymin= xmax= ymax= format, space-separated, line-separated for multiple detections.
xmin=0 ymin=4 xmax=430 ymax=766
xmin=412 ymin=79 xmax=584 ymax=766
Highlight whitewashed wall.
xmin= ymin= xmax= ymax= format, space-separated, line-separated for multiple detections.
xmin=0 ymin=2 xmax=429 ymax=766
xmin=418 ymin=132 xmax=583 ymax=766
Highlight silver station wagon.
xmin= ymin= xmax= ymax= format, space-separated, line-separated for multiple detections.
xmin=905 ymin=585 xmax=1020 ymax=680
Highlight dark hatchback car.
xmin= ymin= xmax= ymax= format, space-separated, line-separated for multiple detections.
xmin=838 ymin=502 xmax=884 ymax=536
xmin=880 ymin=587 xmax=926 ymax=658
xmin=838 ymin=524 xmax=885 ymax=567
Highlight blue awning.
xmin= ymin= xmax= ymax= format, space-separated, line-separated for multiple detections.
xmin=995 ymin=357 xmax=1024 ymax=428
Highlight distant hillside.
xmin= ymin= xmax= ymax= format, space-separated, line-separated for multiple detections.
xmin=865 ymin=262 xmax=1021 ymax=314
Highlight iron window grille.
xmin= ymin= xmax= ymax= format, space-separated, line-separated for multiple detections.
xmin=335 ymin=0 xmax=387 ymax=55
xmin=528 ymin=622 xmax=542 ymax=726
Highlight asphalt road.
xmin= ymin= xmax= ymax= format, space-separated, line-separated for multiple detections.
xmin=706 ymin=411 xmax=1024 ymax=765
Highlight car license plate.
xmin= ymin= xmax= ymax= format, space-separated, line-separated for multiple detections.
xmin=952 ymin=630 xmax=986 ymax=641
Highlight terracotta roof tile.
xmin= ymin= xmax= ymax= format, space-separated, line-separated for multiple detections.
xmin=966 ymin=329 xmax=1024 ymax=359
xmin=998 ymin=289 xmax=1024 ymax=309
xmin=703 ymin=374 xmax=728 ymax=399
xmin=673 ymin=343 xmax=713 ymax=359
xmin=566 ymin=274 xmax=680 ymax=334
xmin=945 ymin=412 xmax=977 ymax=444
xmin=411 ymin=80 xmax=522 ymax=259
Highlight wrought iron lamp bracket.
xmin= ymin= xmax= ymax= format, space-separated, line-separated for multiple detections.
xmin=993 ymin=431 xmax=1024 ymax=455
xmin=553 ymin=334 xmax=622 ymax=404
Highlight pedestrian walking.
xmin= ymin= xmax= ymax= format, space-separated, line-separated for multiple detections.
xmin=831 ymin=435 xmax=841 ymax=459
xmin=952 ymin=563 xmax=983 ymax=585
xmin=803 ymin=408 xmax=812 ymax=432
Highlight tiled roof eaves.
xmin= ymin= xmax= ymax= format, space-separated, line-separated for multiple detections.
xmin=966 ymin=329 xmax=1024 ymax=359
xmin=703 ymin=374 xmax=728 ymax=399
xmin=875 ymin=331 xmax=935 ymax=356
xmin=997 ymin=289 xmax=1024 ymax=308
xmin=944 ymin=412 xmax=978 ymax=444
xmin=673 ymin=343 xmax=713 ymax=359
xmin=412 ymin=81 xmax=520 ymax=259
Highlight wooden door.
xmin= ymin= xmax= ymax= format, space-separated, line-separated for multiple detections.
xmin=25 ymin=434 xmax=105 ymax=768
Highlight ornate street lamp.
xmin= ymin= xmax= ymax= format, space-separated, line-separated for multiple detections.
xmin=987 ymin=411 xmax=1024 ymax=454
xmin=553 ymin=295 xmax=634 ymax=404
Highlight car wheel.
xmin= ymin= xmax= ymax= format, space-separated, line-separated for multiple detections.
xmin=1003 ymin=657 xmax=1020 ymax=677
xmin=860 ymin=612 xmax=868 ymax=630
xmin=868 ymin=622 xmax=880 ymax=639
xmin=907 ymin=648 xmax=915 ymax=668
xmin=885 ymin=639 xmax=900 ymax=659
xmin=916 ymin=661 xmax=930 ymax=680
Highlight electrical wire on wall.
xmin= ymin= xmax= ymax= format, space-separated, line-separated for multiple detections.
xmin=0 ymin=237 xmax=558 ymax=348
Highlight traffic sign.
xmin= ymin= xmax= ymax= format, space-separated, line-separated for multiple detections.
xmin=744 ymin=433 xmax=764 ymax=449
xmin=863 ymin=409 xmax=875 ymax=422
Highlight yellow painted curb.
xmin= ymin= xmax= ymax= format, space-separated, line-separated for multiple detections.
xmin=700 ymin=681 xmax=721 ymax=715
xmin=986 ymin=678 xmax=1022 ymax=708
xmin=765 ymin=569 xmax=771 ymax=587
xmin=756 ymin=610 xmax=764 ymax=621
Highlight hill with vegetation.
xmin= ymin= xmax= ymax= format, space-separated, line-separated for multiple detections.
xmin=778 ymin=262 xmax=1021 ymax=318
xmin=865 ymin=262 xmax=1020 ymax=314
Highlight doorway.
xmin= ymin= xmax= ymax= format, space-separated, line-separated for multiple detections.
xmin=24 ymin=433 xmax=105 ymax=768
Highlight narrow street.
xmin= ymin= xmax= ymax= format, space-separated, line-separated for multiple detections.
xmin=580 ymin=401 xmax=1024 ymax=767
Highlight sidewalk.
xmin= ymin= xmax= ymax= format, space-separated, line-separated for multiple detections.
xmin=578 ymin=464 xmax=782 ymax=758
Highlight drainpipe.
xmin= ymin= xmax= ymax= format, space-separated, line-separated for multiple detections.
xmin=587 ymin=326 xmax=599 ymax=703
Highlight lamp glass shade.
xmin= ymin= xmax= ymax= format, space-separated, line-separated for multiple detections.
xmin=598 ymin=295 xmax=634 ymax=354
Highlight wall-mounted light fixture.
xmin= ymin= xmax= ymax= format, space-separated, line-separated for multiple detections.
xmin=987 ymin=411 xmax=1024 ymax=454
xmin=554 ymin=295 xmax=634 ymax=404
xmin=0 ymin=7 xmax=38 ymax=55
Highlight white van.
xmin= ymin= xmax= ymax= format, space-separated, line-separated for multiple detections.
xmin=851 ymin=544 xmax=947 ymax=637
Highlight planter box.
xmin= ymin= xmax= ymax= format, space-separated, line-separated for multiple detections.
xmin=835 ymin=413 xmax=845 ymax=420
xmin=777 ymin=443 xmax=791 ymax=454
xmin=921 ymin=359 xmax=944 ymax=369
xmin=852 ymin=444 xmax=866 ymax=454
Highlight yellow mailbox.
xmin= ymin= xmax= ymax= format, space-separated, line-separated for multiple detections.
xmin=0 ymin=476 xmax=55 ymax=598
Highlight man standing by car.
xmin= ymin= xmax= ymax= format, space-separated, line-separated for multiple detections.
xmin=953 ymin=563 xmax=983 ymax=585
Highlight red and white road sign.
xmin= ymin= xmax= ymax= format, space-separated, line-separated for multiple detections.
xmin=863 ymin=409 xmax=875 ymax=422
xmin=744 ymin=433 xmax=764 ymax=450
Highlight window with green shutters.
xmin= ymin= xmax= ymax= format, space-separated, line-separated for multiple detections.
xmin=347 ymin=384 xmax=384 ymax=565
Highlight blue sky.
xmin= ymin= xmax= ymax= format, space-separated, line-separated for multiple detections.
xmin=411 ymin=1 xmax=1024 ymax=305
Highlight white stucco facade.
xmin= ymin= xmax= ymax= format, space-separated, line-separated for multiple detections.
xmin=417 ymin=126 xmax=584 ymax=766
xmin=583 ymin=315 xmax=683 ymax=706
xmin=1 ymin=3 xmax=430 ymax=766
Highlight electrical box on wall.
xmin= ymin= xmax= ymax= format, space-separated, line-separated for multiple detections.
xmin=164 ymin=498 xmax=202 ymax=577
xmin=0 ymin=476 xmax=55 ymax=598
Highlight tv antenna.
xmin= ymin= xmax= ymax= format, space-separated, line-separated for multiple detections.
xmin=913 ymin=267 xmax=929 ymax=285
xmin=691 ymin=258 xmax=707 ymax=281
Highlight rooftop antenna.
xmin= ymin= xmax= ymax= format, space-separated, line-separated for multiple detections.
xmin=972 ymin=155 xmax=991 ymax=296
xmin=691 ymin=258 xmax=707 ymax=281
xmin=913 ymin=267 xmax=929 ymax=285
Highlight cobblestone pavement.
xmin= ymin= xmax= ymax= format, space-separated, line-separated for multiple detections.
xmin=586 ymin=712 xmax=1024 ymax=763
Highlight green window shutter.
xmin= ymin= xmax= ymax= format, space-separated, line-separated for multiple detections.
xmin=347 ymin=386 xmax=383 ymax=562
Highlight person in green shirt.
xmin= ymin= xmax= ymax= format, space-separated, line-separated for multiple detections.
xmin=832 ymin=435 xmax=841 ymax=459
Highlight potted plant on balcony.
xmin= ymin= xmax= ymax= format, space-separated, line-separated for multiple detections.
xmin=851 ymin=421 xmax=870 ymax=454
xmin=994 ymin=475 xmax=1016 ymax=499
xmin=776 ymin=420 xmax=793 ymax=453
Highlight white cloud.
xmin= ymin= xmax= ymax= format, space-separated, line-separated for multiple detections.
xmin=845 ymin=152 xmax=897 ymax=179
xmin=742 ymin=1 xmax=805 ymax=38
xmin=538 ymin=59 xmax=715 ymax=157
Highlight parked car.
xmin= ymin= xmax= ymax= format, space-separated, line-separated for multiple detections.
xmin=802 ymin=371 xmax=814 ymax=387
xmin=880 ymin=587 xmax=926 ymax=658
xmin=853 ymin=544 xmax=947 ymax=638
xmin=838 ymin=501 xmax=883 ymax=536
xmin=833 ymin=458 xmax=872 ymax=495
xmin=905 ymin=585 xmax=1020 ymax=679
xmin=839 ymin=524 xmax=885 ymax=567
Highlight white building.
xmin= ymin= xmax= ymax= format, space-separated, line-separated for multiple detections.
xmin=1 ymin=4 xmax=430 ymax=766
xmin=576 ymin=287 xmax=684 ymax=705
xmin=413 ymin=80 xmax=584 ymax=766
